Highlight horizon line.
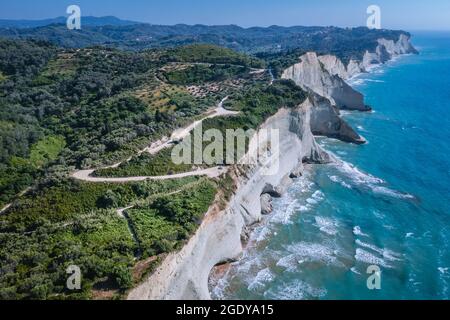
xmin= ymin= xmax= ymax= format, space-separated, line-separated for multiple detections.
xmin=0 ymin=15 xmax=450 ymax=32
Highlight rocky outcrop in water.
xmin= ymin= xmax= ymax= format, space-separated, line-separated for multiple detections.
xmin=128 ymin=100 xmax=330 ymax=300
xmin=307 ymin=91 xmax=366 ymax=144
xmin=361 ymin=34 xmax=418 ymax=70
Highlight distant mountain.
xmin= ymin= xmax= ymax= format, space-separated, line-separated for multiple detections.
xmin=0 ymin=16 xmax=140 ymax=28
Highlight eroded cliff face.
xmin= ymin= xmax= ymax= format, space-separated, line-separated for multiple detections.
xmin=362 ymin=34 xmax=418 ymax=70
xmin=128 ymin=101 xmax=329 ymax=300
xmin=307 ymin=91 xmax=366 ymax=144
xmin=281 ymin=52 xmax=369 ymax=111
xmin=318 ymin=55 xmax=349 ymax=80
xmin=282 ymin=34 xmax=417 ymax=102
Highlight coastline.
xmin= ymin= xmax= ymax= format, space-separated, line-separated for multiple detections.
xmin=127 ymin=34 xmax=418 ymax=300
xmin=208 ymin=164 xmax=317 ymax=298
xmin=128 ymin=102 xmax=330 ymax=300
xmin=209 ymin=50 xmax=416 ymax=300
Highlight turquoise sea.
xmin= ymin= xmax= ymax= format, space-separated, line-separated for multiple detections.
xmin=211 ymin=32 xmax=450 ymax=300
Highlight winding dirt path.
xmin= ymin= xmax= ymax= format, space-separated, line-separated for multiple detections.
xmin=0 ymin=203 xmax=12 ymax=215
xmin=0 ymin=187 xmax=30 ymax=215
xmin=72 ymin=166 xmax=227 ymax=183
xmin=71 ymin=97 xmax=236 ymax=183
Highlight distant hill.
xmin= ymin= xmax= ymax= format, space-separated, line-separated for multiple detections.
xmin=0 ymin=16 xmax=140 ymax=28
xmin=0 ymin=17 xmax=410 ymax=60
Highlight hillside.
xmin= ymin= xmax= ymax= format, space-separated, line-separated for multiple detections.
xmin=0 ymin=16 xmax=140 ymax=29
xmin=0 ymin=29 xmax=417 ymax=299
xmin=0 ymin=22 xmax=410 ymax=58
xmin=0 ymin=40 xmax=283 ymax=299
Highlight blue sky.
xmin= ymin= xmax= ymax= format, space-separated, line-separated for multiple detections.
xmin=1 ymin=0 xmax=449 ymax=30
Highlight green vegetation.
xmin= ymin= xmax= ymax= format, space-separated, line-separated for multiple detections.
xmin=127 ymin=179 xmax=216 ymax=258
xmin=2 ymin=178 xmax=197 ymax=231
xmin=0 ymin=176 xmax=210 ymax=299
xmin=0 ymin=39 xmax=57 ymax=77
xmin=0 ymin=23 xmax=408 ymax=57
xmin=164 ymin=64 xmax=249 ymax=85
xmin=0 ymin=208 xmax=135 ymax=300
xmin=137 ymin=84 xmax=216 ymax=115
xmin=256 ymin=49 xmax=306 ymax=78
xmin=163 ymin=44 xmax=265 ymax=68
xmin=94 ymin=79 xmax=307 ymax=178
xmin=32 ymin=52 xmax=78 ymax=86
xmin=224 ymin=79 xmax=307 ymax=122
xmin=27 ymin=135 xmax=66 ymax=168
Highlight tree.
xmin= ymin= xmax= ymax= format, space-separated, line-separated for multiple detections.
xmin=97 ymin=190 xmax=118 ymax=208
xmin=111 ymin=265 xmax=132 ymax=290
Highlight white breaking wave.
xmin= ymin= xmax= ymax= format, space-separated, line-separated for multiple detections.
xmin=334 ymin=158 xmax=384 ymax=184
xmin=355 ymin=239 xmax=403 ymax=262
xmin=266 ymin=177 xmax=315 ymax=226
xmin=438 ymin=267 xmax=449 ymax=275
xmin=348 ymin=78 xmax=366 ymax=86
xmin=353 ymin=226 xmax=370 ymax=237
xmin=276 ymin=254 xmax=300 ymax=272
xmin=264 ymin=279 xmax=327 ymax=300
xmin=306 ymin=190 xmax=324 ymax=206
xmin=329 ymin=175 xmax=352 ymax=189
xmin=350 ymin=267 xmax=362 ymax=275
xmin=330 ymin=154 xmax=415 ymax=200
xmin=247 ymin=268 xmax=274 ymax=292
xmin=371 ymin=185 xmax=415 ymax=199
xmin=285 ymin=242 xmax=345 ymax=267
xmin=210 ymin=277 xmax=230 ymax=300
xmin=254 ymin=226 xmax=273 ymax=243
xmin=314 ymin=216 xmax=339 ymax=236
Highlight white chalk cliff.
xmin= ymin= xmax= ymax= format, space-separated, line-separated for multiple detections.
xmin=282 ymin=34 xmax=417 ymax=108
xmin=362 ymin=34 xmax=418 ymax=70
xmin=307 ymin=90 xmax=366 ymax=144
xmin=128 ymin=102 xmax=329 ymax=300
xmin=127 ymin=33 xmax=417 ymax=301
xmin=281 ymin=52 xmax=370 ymax=111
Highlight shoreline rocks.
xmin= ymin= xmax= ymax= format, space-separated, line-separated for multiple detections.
xmin=260 ymin=194 xmax=273 ymax=215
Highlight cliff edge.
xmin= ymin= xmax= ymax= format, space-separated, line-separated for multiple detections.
xmin=282 ymin=52 xmax=370 ymax=111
